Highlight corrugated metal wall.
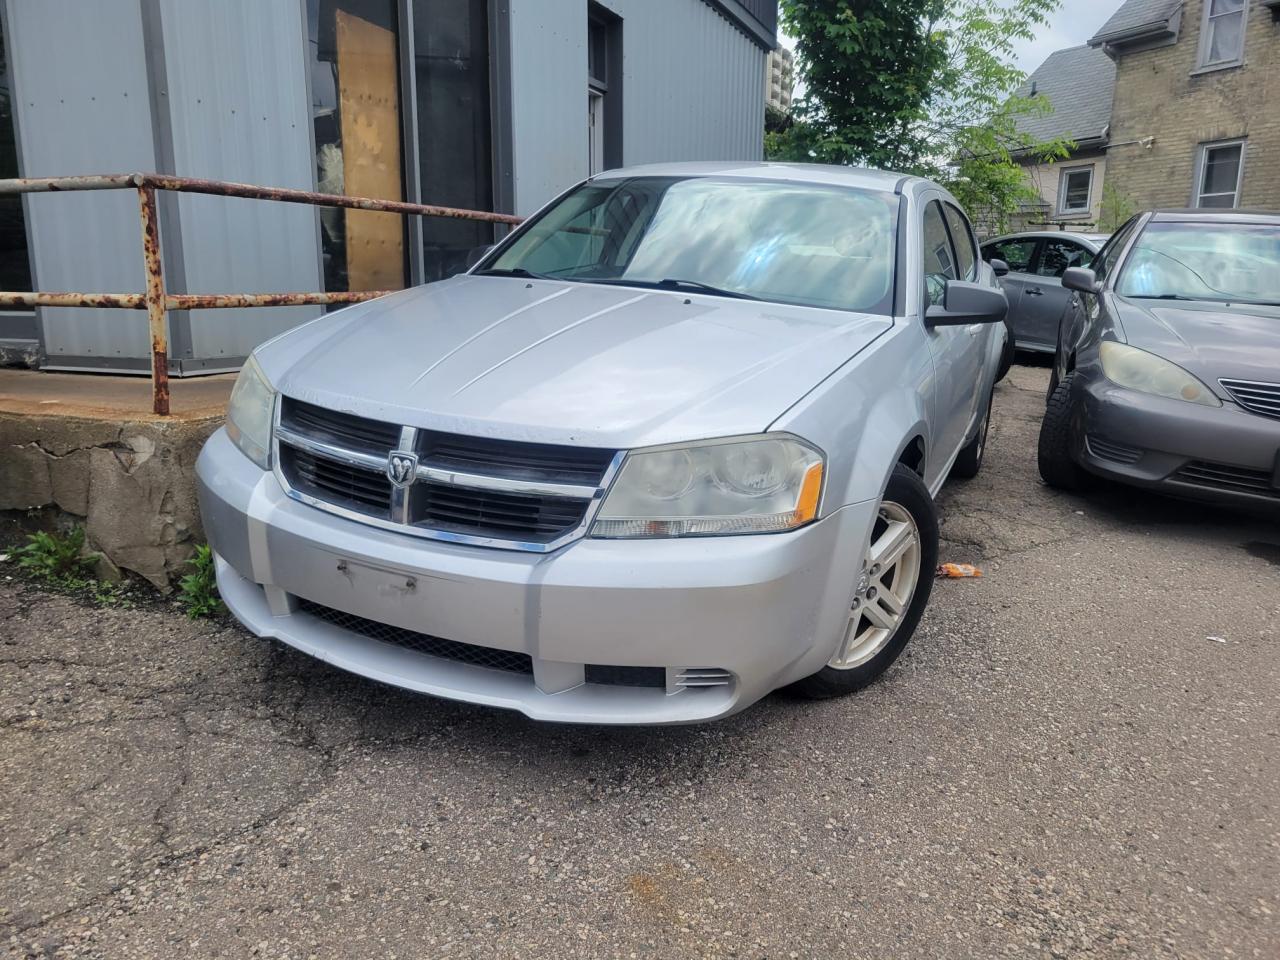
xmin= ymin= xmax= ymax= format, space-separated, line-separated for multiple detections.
xmin=6 ymin=0 xmax=157 ymax=365
xmin=508 ymin=0 xmax=767 ymax=216
xmin=157 ymin=0 xmax=322 ymax=365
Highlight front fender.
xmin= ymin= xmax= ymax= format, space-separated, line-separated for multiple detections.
xmin=770 ymin=320 xmax=935 ymax=511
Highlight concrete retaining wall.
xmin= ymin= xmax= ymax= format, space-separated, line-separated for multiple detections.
xmin=1 ymin=412 xmax=222 ymax=588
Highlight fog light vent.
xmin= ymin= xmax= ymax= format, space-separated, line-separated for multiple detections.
xmin=675 ymin=668 xmax=734 ymax=689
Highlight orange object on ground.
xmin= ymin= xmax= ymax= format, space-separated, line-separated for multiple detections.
xmin=937 ymin=563 xmax=983 ymax=578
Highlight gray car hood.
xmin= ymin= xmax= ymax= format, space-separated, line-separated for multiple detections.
xmin=256 ymin=276 xmax=891 ymax=448
xmin=1115 ymin=296 xmax=1280 ymax=392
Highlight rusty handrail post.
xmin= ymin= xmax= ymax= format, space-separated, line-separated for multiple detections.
xmin=136 ymin=182 xmax=170 ymax=416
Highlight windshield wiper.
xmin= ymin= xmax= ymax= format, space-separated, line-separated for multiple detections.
xmin=472 ymin=267 xmax=554 ymax=280
xmin=1129 ymin=293 xmax=1198 ymax=301
xmin=655 ymin=278 xmax=761 ymax=300
xmin=1129 ymin=293 xmax=1280 ymax=307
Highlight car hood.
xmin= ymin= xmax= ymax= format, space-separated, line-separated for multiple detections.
xmin=1115 ymin=296 xmax=1280 ymax=392
xmin=256 ymin=276 xmax=891 ymax=449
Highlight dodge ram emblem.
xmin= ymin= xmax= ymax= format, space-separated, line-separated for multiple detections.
xmin=386 ymin=451 xmax=419 ymax=489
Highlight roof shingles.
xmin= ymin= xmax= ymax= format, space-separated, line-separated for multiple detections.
xmin=1014 ymin=44 xmax=1116 ymax=147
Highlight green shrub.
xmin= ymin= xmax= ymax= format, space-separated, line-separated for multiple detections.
xmin=178 ymin=544 xmax=225 ymax=618
xmin=15 ymin=527 xmax=97 ymax=584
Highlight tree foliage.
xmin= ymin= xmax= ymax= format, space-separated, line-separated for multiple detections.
xmin=772 ymin=0 xmax=1072 ymax=231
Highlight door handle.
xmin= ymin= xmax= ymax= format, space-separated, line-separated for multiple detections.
xmin=1025 ymin=287 xmax=1044 ymax=296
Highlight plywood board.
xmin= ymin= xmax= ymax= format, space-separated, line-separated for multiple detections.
xmin=336 ymin=9 xmax=404 ymax=292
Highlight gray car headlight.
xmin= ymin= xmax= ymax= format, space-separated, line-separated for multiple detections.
xmin=225 ymin=354 xmax=277 ymax=469
xmin=1099 ymin=341 xmax=1220 ymax=407
xmin=590 ymin=435 xmax=825 ymax=539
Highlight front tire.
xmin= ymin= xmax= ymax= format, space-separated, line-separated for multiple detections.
xmin=1037 ymin=372 xmax=1086 ymax=490
xmin=792 ymin=463 xmax=939 ymax=699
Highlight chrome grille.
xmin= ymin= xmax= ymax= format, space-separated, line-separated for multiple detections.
xmin=274 ymin=397 xmax=621 ymax=551
xmin=1220 ymin=379 xmax=1280 ymax=421
xmin=1172 ymin=460 xmax=1279 ymax=498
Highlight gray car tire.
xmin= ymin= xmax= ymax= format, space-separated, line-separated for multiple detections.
xmin=791 ymin=464 xmax=939 ymax=700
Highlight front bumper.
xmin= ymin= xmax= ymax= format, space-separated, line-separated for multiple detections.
xmin=1073 ymin=373 xmax=1280 ymax=507
xmin=197 ymin=428 xmax=875 ymax=724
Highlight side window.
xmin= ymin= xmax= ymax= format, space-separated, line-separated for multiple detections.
xmin=921 ymin=200 xmax=957 ymax=307
xmin=942 ymin=204 xmax=977 ymax=280
xmin=1093 ymin=218 xmax=1140 ymax=282
xmin=989 ymin=238 xmax=1037 ymax=273
xmin=1038 ymin=240 xmax=1091 ymax=278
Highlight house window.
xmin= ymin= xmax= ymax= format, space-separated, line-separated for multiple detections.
xmin=587 ymin=4 xmax=621 ymax=175
xmin=1197 ymin=0 xmax=1248 ymax=69
xmin=1057 ymin=166 xmax=1093 ymax=215
xmin=1195 ymin=140 xmax=1246 ymax=208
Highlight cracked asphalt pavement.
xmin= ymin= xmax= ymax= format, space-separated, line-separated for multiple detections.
xmin=3 ymin=364 xmax=1279 ymax=959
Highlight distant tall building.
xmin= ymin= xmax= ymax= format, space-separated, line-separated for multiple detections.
xmin=766 ymin=45 xmax=795 ymax=114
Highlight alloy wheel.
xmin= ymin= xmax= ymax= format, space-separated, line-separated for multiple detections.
xmin=827 ymin=501 xmax=922 ymax=670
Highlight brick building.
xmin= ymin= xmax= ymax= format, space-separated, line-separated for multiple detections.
xmin=1089 ymin=0 xmax=1280 ymax=212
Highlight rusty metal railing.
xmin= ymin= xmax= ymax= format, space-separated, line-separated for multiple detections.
xmin=0 ymin=173 xmax=524 ymax=415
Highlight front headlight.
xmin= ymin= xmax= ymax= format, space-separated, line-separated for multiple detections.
xmin=1099 ymin=341 xmax=1220 ymax=407
xmin=590 ymin=435 xmax=824 ymax=539
xmin=225 ymin=354 xmax=277 ymax=469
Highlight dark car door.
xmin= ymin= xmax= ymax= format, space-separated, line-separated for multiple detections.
xmin=981 ymin=236 xmax=1039 ymax=347
xmin=1018 ymin=238 xmax=1096 ymax=352
xmin=1053 ymin=219 xmax=1141 ymax=389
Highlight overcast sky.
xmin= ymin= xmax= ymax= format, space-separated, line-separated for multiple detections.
xmin=780 ymin=0 xmax=1129 ymax=93
xmin=1009 ymin=0 xmax=1127 ymax=73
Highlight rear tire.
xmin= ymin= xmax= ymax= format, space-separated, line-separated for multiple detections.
xmin=995 ymin=334 xmax=1014 ymax=383
xmin=951 ymin=388 xmax=992 ymax=480
xmin=792 ymin=464 xmax=939 ymax=700
xmin=1037 ymin=372 xmax=1086 ymax=490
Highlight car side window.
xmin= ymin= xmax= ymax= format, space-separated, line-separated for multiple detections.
xmin=1093 ymin=217 xmax=1140 ymax=283
xmin=987 ymin=238 xmax=1037 ymax=273
xmin=1038 ymin=239 xmax=1091 ymax=278
xmin=942 ymin=204 xmax=978 ymax=281
xmin=922 ymin=200 xmax=957 ymax=307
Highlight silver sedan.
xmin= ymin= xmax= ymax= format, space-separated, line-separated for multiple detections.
xmin=196 ymin=162 xmax=1008 ymax=724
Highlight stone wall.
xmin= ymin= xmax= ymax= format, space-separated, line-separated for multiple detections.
xmin=1105 ymin=0 xmax=1280 ymax=211
xmin=1 ymin=413 xmax=222 ymax=588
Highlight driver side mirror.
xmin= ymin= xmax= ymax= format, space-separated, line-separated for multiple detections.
xmin=988 ymin=258 xmax=1010 ymax=278
xmin=1061 ymin=266 xmax=1102 ymax=295
xmin=925 ymin=281 xmax=1008 ymax=327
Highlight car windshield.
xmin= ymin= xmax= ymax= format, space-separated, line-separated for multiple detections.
xmin=482 ymin=176 xmax=899 ymax=314
xmin=1116 ymin=221 xmax=1280 ymax=306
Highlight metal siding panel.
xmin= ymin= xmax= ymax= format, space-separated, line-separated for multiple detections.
xmin=508 ymin=0 xmax=585 ymax=216
xmin=612 ymin=0 xmax=764 ymax=166
xmin=7 ymin=0 xmax=156 ymax=361
xmin=159 ymin=0 xmax=322 ymax=362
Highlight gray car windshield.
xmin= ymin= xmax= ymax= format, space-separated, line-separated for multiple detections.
xmin=1117 ymin=222 xmax=1280 ymax=306
xmin=484 ymin=177 xmax=899 ymax=314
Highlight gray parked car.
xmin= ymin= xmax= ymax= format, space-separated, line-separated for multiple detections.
xmin=1039 ymin=209 xmax=1280 ymax=508
xmin=981 ymin=230 xmax=1108 ymax=353
xmin=196 ymin=162 xmax=1008 ymax=724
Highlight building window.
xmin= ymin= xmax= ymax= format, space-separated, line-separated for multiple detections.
xmin=413 ymin=0 xmax=493 ymax=282
xmin=587 ymin=4 xmax=621 ymax=176
xmin=1194 ymin=139 xmax=1246 ymax=208
xmin=0 ymin=17 xmax=32 ymax=306
xmin=1197 ymin=0 xmax=1248 ymax=69
xmin=306 ymin=0 xmax=407 ymax=295
xmin=1057 ymin=166 xmax=1093 ymax=215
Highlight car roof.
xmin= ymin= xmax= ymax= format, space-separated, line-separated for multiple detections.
xmin=1148 ymin=209 xmax=1280 ymax=225
xmin=983 ymin=230 xmax=1107 ymax=247
xmin=591 ymin=161 xmax=915 ymax=194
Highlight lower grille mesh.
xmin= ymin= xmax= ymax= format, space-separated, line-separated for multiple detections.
xmin=1173 ymin=460 xmax=1279 ymax=498
xmin=298 ymin=600 xmax=534 ymax=674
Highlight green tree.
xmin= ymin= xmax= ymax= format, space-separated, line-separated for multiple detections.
xmin=772 ymin=0 xmax=1072 ymax=231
